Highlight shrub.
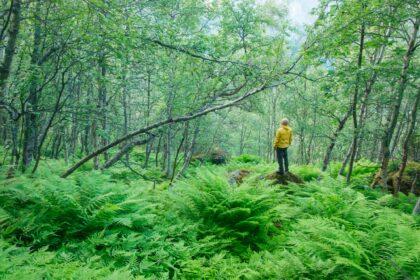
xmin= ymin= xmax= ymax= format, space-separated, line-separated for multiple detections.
xmin=233 ymin=154 xmax=262 ymax=164
xmin=292 ymin=165 xmax=322 ymax=181
xmin=352 ymin=159 xmax=380 ymax=177
xmin=328 ymin=161 xmax=342 ymax=178
xmin=329 ymin=160 xmax=379 ymax=187
xmin=0 ymin=239 xmax=133 ymax=280
xmin=171 ymin=168 xmax=280 ymax=257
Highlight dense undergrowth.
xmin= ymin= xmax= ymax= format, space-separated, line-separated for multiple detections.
xmin=0 ymin=159 xmax=419 ymax=279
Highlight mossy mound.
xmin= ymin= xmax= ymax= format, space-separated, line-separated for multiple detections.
xmin=228 ymin=169 xmax=251 ymax=185
xmin=265 ymin=171 xmax=304 ymax=185
xmin=372 ymin=161 xmax=420 ymax=195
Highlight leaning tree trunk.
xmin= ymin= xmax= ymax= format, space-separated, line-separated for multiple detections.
xmin=339 ymin=144 xmax=352 ymax=176
xmin=394 ymin=90 xmax=419 ymax=194
xmin=376 ymin=18 xmax=419 ymax=188
xmin=170 ymin=126 xmax=187 ymax=182
xmin=60 ymin=82 xmax=262 ymax=178
xmin=173 ymin=123 xmax=200 ymax=181
xmin=322 ymin=110 xmax=351 ymax=171
xmin=101 ymin=136 xmax=153 ymax=169
xmin=389 ymin=107 xmax=407 ymax=156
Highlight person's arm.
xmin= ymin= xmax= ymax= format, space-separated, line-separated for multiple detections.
xmin=273 ymin=129 xmax=280 ymax=147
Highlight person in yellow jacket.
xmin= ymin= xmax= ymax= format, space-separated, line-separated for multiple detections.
xmin=273 ymin=118 xmax=292 ymax=175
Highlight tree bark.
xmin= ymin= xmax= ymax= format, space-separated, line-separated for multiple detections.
xmin=170 ymin=125 xmax=187 ymax=182
xmin=413 ymin=197 xmax=420 ymax=215
xmin=322 ymin=110 xmax=351 ymax=171
xmin=22 ymin=0 xmax=41 ymax=169
xmin=346 ymin=22 xmax=365 ymax=183
xmin=98 ymin=54 xmax=108 ymax=161
xmin=0 ymin=0 xmax=21 ymax=96
xmin=376 ymin=18 xmax=419 ymax=188
xmin=173 ymin=122 xmax=200 ymax=180
xmin=389 ymin=107 xmax=407 ymax=156
xmin=122 ymin=74 xmax=130 ymax=163
xmin=31 ymin=71 xmax=68 ymax=173
xmin=144 ymin=71 xmax=152 ymax=167
xmin=394 ymin=90 xmax=419 ymax=194
xmin=101 ymin=136 xmax=153 ymax=169
xmin=339 ymin=144 xmax=352 ymax=176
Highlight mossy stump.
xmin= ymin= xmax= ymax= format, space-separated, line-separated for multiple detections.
xmin=265 ymin=172 xmax=303 ymax=185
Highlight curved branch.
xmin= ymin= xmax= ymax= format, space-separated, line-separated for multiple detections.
xmin=61 ymin=82 xmax=266 ymax=178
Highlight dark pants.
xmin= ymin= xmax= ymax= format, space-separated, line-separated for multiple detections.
xmin=276 ymin=148 xmax=289 ymax=174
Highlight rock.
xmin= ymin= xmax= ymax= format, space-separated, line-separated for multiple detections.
xmin=228 ymin=169 xmax=251 ymax=185
xmin=209 ymin=148 xmax=228 ymax=165
xmin=265 ymin=171 xmax=303 ymax=185
xmin=192 ymin=148 xmax=228 ymax=165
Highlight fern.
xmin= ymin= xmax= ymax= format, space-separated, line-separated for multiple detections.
xmin=0 ymin=162 xmax=419 ymax=279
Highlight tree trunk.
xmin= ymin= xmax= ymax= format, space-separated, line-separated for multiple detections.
xmin=413 ymin=198 xmax=420 ymax=215
xmin=239 ymin=122 xmax=245 ymax=155
xmin=60 ymin=82 xmax=263 ymax=178
xmin=377 ymin=18 xmax=419 ymax=188
xmin=339 ymin=144 xmax=352 ymax=176
xmin=52 ymin=131 xmax=62 ymax=159
xmin=101 ymin=137 xmax=152 ymax=169
xmin=98 ymin=55 xmax=108 ymax=161
xmin=22 ymin=0 xmax=41 ymax=170
xmin=346 ymin=22 xmax=365 ymax=183
xmin=144 ymin=71 xmax=152 ymax=167
xmin=155 ymin=134 xmax=162 ymax=168
xmin=122 ymin=75 xmax=129 ymax=163
xmin=164 ymin=85 xmax=175 ymax=177
xmin=322 ymin=110 xmax=351 ymax=171
xmin=0 ymin=0 xmax=21 ymax=96
xmin=390 ymin=108 xmax=407 ymax=156
xmin=10 ymin=117 xmax=19 ymax=165
xmin=174 ymin=123 xmax=200 ymax=180
xmin=394 ymin=90 xmax=419 ymax=194
xmin=32 ymin=72 xmax=67 ymax=173
xmin=69 ymin=81 xmax=81 ymax=156
xmin=170 ymin=125 xmax=187 ymax=182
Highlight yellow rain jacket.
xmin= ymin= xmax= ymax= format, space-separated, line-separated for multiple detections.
xmin=273 ymin=125 xmax=293 ymax=148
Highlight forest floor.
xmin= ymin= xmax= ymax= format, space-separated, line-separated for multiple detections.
xmin=0 ymin=157 xmax=419 ymax=279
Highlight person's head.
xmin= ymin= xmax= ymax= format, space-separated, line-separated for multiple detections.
xmin=281 ymin=118 xmax=289 ymax=126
